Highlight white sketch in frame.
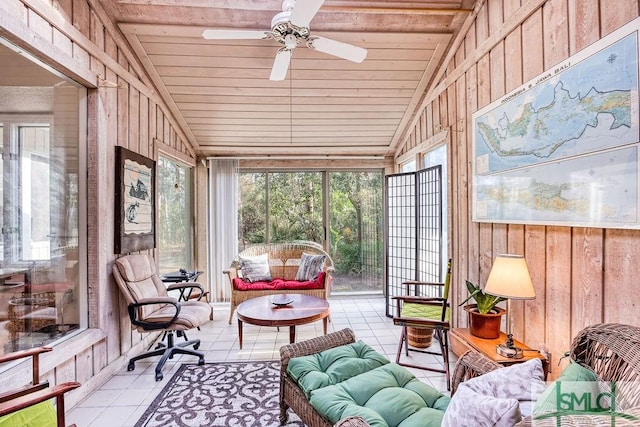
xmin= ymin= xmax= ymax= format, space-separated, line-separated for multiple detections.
xmin=123 ymin=158 xmax=152 ymax=235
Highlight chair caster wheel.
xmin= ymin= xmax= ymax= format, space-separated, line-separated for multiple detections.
xmin=194 ymin=343 xmax=200 ymax=350
xmin=127 ymin=362 xmax=135 ymax=371
xmin=198 ymin=357 xmax=205 ymax=365
xmin=155 ymin=373 xmax=163 ymax=381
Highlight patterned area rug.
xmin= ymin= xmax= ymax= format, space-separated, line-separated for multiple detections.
xmin=135 ymin=361 xmax=305 ymax=427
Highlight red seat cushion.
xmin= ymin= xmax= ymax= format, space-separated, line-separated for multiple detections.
xmin=233 ymin=272 xmax=326 ymax=291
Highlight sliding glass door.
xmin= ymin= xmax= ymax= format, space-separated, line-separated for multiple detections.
xmin=238 ymin=170 xmax=383 ymax=294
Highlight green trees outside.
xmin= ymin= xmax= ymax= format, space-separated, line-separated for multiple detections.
xmin=329 ymin=172 xmax=383 ymax=291
xmin=238 ymin=170 xmax=383 ymax=292
xmin=157 ymin=157 xmax=191 ymax=273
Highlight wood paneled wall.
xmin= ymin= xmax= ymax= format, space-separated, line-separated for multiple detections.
xmin=0 ymin=0 xmax=196 ymax=403
xmin=396 ymin=0 xmax=640 ymax=378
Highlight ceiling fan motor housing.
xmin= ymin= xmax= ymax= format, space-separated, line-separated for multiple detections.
xmin=271 ymin=10 xmax=310 ymax=46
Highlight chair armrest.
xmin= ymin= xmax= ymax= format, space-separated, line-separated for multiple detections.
xmin=279 ymin=328 xmax=356 ymax=368
xmin=402 ymin=280 xmax=444 ymax=297
xmin=0 ymin=347 xmax=52 ymax=386
xmin=393 ymin=296 xmax=447 ymax=304
xmin=402 ymin=281 xmax=444 ymax=289
xmin=0 ymin=347 xmax=52 ymax=364
xmin=0 ymin=382 xmax=80 ymax=416
xmin=223 ymin=268 xmax=238 ymax=282
xmin=128 ymin=297 xmax=180 ymax=330
xmin=451 ymin=350 xmax=502 ymax=395
xmin=334 ymin=416 xmax=371 ymax=427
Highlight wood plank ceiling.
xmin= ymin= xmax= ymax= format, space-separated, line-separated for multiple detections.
xmin=104 ymin=0 xmax=476 ymax=158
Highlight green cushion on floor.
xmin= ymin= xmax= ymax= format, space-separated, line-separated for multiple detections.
xmin=401 ymin=302 xmax=450 ymax=322
xmin=309 ymin=363 xmax=450 ymax=427
xmin=0 ymin=401 xmax=57 ymax=427
xmin=287 ymin=341 xmax=390 ymax=399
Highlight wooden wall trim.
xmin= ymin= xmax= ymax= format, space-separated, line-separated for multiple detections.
xmin=0 ymin=2 xmax=97 ymax=86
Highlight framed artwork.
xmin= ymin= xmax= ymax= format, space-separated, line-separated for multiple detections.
xmin=115 ymin=146 xmax=156 ymax=253
xmin=472 ymin=17 xmax=640 ymax=229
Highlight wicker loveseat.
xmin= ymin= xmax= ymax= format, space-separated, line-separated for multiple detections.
xmin=224 ymin=241 xmax=333 ymax=324
xmin=334 ymin=323 xmax=640 ymax=427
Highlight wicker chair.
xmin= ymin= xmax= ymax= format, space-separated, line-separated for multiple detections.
xmin=224 ymin=241 xmax=333 ymax=324
xmin=334 ymin=323 xmax=640 ymax=427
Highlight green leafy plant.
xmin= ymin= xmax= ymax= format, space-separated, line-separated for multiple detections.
xmin=459 ymin=280 xmax=507 ymax=314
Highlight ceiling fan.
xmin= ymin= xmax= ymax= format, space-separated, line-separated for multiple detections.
xmin=201 ymin=0 xmax=367 ymax=81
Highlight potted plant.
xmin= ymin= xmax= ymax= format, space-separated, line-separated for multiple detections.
xmin=459 ymin=280 xmax=507 ymax=339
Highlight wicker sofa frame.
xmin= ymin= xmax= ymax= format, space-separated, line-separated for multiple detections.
xmin=224 ymin=241 xmax=333 ymax=324
xmin=332 ymin=323 xmax=640 ymax=427
xmin=279 ymin=328 xmax=357 ymax=427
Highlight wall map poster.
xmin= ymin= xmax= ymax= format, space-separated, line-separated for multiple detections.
xmin=472 ymin=17 xmax=640 ymax=228
xmin=115 ymin=146 xmax=156 ymax=253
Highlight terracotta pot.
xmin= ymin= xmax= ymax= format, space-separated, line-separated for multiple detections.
xmin=463 ymin=304 xmax=506 ymax=339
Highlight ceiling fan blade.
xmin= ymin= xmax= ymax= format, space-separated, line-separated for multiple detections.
xmin=308 ymin=36 xmax=367 ymax=63
xmin=270 ymin=49 xmax=292 ymax=81
xmin=289 ymin=0 xmax=325 ymax=28
xmin=202 ymin=29 xmax=270 ymax=40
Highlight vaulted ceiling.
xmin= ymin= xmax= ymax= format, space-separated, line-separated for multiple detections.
xmin=101 ymin=0 xmax=476 ymax=158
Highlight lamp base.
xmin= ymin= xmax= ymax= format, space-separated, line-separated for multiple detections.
xmin=496 ymin=343 xmax=523 ymax=358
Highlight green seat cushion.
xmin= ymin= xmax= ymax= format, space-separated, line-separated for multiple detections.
xmin=0 ymin=401 xmax=56 ymax=427
xmin=401 ymin=302 xmax=450 ymax=322
xmin=534 ymin=361 xmax=606 ymax=417
xmin=309 ymin=363 xmax=450 ymax=427
xmin=287 ymin=341 xmax=389 ymax=399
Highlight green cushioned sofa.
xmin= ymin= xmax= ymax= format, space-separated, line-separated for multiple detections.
xmin=332 ymin=323 xmax=640 ymax=427
xmin=279 ymin=328 xmax=450 ymax=427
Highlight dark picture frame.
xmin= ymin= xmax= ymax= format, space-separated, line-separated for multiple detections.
xmin=115 ymin=146 xmax=156 ymax=253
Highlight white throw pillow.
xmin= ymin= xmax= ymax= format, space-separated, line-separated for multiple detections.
xmin=295 ymin=252 xmax=326 ymax=281
xmin=442 ymin=358 xmax=546 ymax=426
xmin=239 ymin=253 xmax=272 ymax=282
xmin=463 ymin=358 xmax=547 ymax=401
xmin=442 ymin=384 xmax=521 ymax=427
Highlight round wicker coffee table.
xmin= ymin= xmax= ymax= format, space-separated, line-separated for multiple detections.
xmin=236 ymin=294 xmax=329 ymax=349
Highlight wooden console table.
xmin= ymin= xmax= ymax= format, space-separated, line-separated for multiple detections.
xmin=450 ymin=328 xmax=549 ymax=378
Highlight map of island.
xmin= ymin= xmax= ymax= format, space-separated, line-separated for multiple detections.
xmin=472 ymin=20 xmax=640 ymax=228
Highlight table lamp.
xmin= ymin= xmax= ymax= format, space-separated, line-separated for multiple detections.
xmin=483 ymin=254 xmax=535 ymax=358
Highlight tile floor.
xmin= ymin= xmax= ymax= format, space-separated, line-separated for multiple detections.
xmin=66 ymin=295 xmax=456 ymax=426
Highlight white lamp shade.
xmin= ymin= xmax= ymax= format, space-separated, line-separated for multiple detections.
xmin=483 ymin=254 xmax=535 ymax=300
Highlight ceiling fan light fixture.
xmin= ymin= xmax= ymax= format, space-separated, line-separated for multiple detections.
xmin=284 ymin=34 xmax=297 ymax=49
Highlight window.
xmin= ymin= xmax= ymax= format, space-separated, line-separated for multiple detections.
xmin=238 ymin=170 xmax=384 ymax=293
xmin=401 ymin=159 xmax=417 ymax=172
xmin=423 ymin=144 xmax=449 ymax=276
xmin=157 ymin=156 xmax=192 ymax=274
xmin=0 ymin=40 xmax=86 ymax=354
